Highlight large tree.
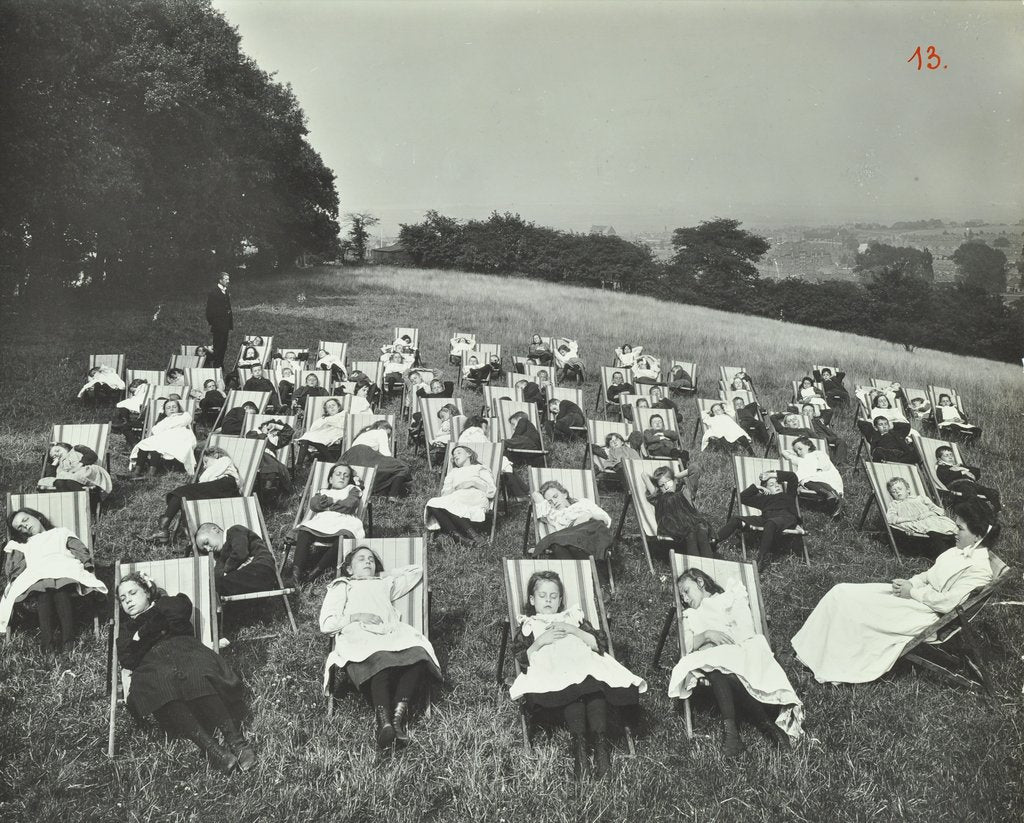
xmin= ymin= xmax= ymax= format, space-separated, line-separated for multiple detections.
xmin=854 ymin=242 xmax=934 ymax=282
xmin=951 ymin=241 xmax=1008 ymax=293
xmin=344 ymin=212 xmax=379 ymax=263
xmin=668 ymin=218 xmax=769 ymax=306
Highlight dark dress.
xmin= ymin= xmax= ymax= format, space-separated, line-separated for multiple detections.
xmin=650 ymin=486 xmax=715 ymax=557
xmin=217 ymin=407 xmax=249 ymax=436
xmin=505 ymin=417 xmax=544 ymax=467
xmin=167 ymin=475 xmax=238 ymax=508
xmin=118 ymin=594 xmax=244 ymax=719
xmin=338 ymin=445 xmax=413 ymax=497
xmin=535 ymin=520 xmax=613 ymax=561
xmin=214 ymin=525 xmax=278 ymax=596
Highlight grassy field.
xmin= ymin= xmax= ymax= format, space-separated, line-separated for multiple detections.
xmin=0 ymin=264 xmax=1021 ymax=823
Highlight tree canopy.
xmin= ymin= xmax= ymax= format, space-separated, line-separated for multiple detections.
xmin=0 ymin=0 xmax=340 ymax=295
xmin=854 ymin=241 xmax=934 ymax=282
xmin=951 ymin=241 xmax=1008 ymax=293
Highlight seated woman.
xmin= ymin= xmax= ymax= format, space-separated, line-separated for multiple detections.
xmin=37 ymin=443 xmax=113 ymax=510
xmin=315 ymin=347 xmax=347 ymax=385
xmin=667 ymin=363 xmax=693 ymax=395
xmin=547 ymin=398 xmax=585 ymax=441
xmin=642 ymin=465 xmax=714 ymax=557
xmin=130 ymin=398 xmax=196 ymax=478
xmin=319 ymin=546 xmax=442 ymax=749
xmin=792 ymin=497 xmax=997 ymax=684
xmin=812 ymin=367 xmax=849 ymax=406
xmin=700 ymin=403 xmax=754 ymax=455
xmin=293 ymin=373 xmax=329 ymax=412
xmin=780 ymin=436 xmax=843 ymax=516
xmin=591 ymin=431 xmax=640 ymax=483
xmin=553 ymin=339 xmax=585 ymax=384
xmin=78 ymin=364 xmax=125 ymax=400
xmin=509 ymin=570 xmax=646 ymax=778
xmin=631 ymin=354 xmax=661 ymax=385
xmin=614 ymin=343 xmax=642 ymax=369
xmin=935 ymin=393 xmax=981 ymax=437
xmin=339 ymin=421 xmax=413 ymax=501
xmin=146 ymin=446 xmax=239 ymax=544
xmin=934 ymin=446 xmax=1000 ymax=512
xmin=731 ymin=396 xmax=770 ymax=445
xmin=884 ymin=477 xmax=957 ymax=556
xmin=504 ymin=410 xmax=544 ymax=467
xmin=1 ymin=508 xmax=107 ymax=651
xmin=668 ymin=569 xmax=802 ymax=757
xmin=424 ymin=445 xmax=496 ymax=548
xmin=795 ymin=377 xmax=829 ymax=413
xmin=116 ymin=573 xmax=254 ymax=774
xmin=527 ymin=334 xmax=553 ymax=366
xmin=294 ymin=397 xmax=347 ymax=472
xmin=291 ymin=463 xmax=366 ymax=584
xmin=458 ymin=415 xmax=528 ymax=499
xmin=528 ymin=480 xmax=612 ymax=561
xmin=865 ymin=416 xmax=916 ymax=464
xmin=717 ymin=470 xmax=800 ymax=570
xmin=197 ymin=379 xmax=226 ymax=423
xmin=112 ymin=378 xmax=150 ymax=439
xmin=194 ymin=522 xmax=278 ymax=596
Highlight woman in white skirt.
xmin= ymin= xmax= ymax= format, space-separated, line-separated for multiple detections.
xmin=791 ymin=497 xmax=997 ymax=685
xmin=2 ymin=508 xmax=107 ymax=650
xmin=292 ymin=463 xmax=365 ymax=584
xmin=424 ymin=445 xmax=496 ymax=548
xmin=510 ymin=570 xmax=646 ymax=778
xmin=319 ymin=545 xmax=441 ymax=749
xmin=668 ymin=568 xmax=802 ymax=757
xmin=130 ymin=398 xmax=197 ymax=477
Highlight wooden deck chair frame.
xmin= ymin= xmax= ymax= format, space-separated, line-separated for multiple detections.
xmin=633 ymin=407 xmax=683 ymax=460
xmin=125 ymin=369 xmax=166 ymax=397
xmin=343 ymin=413 xmax=397 ymax=456
xmin=89 ymin=353 xmax=125 ymax=379
xmin=5 ymin=490 xmax=100 ymax=639
xmin=48 ymin=423 xmax=112 ymax=474
xmin=183 ymin=495 xmax=297 ymax=635
xmin=244 ymin=411 xmax=299 ymax=469
xmin=584 ymin=419 xmax=634 ymax=478
xmin=726 ymin=456 xmax=809 ymax=565
xmin=667 ymin=360 xmax=698 ymax=396
xmin=496 ymin=558 xmax=634 ymax=753
xmin=236 ymin=336 xmax=273 ymax=368
xmin=898 ymin=553 xmax=1012 ymax=696
xmin=438 ymin=441 xmax=505 ymax=543
xmin=141 ymin=396 xmax=198 ymax=440
xmin=913 ymin=434 xmax=991 ymax=507
xmin=522 ymin=467 xmax=611 ymax=588
xmin=484 ymin=384 xmax=516 ymax=417
xmin=168 ymin=354 xmax=205 ymax=371
xmin=419 ymin=397 xmax=465 ymax=470
xmin=857 ymin=460 xmax=939 ymax=561
xmin=288 ymin=461 xmax=376 ymax=570
xmin=197 ymin=434 xmax=267 ymax=498
xmin=596 ymin=366 xmax=634 ymax=416
xmin=928 ymin=385 xmax=975 ymax=439
xmin=613 ymin=458 xmax=686 ymax=575
xmin=498 ymin=399 xmax=549 ymax=468
xmin=326 ymin=537 xmax=430 ymax=713
xmin=651 ymin=553 xmax=767 ymax=738
xmin=107 ymin=555 xmax=219 ymax=756
xmin=212 ymin=389 xmax=271 ymax=431
xmin=449 ymin=332 xmax=477 ymax=365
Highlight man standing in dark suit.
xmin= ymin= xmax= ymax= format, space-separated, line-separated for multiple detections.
xmin=206 ymin=272 xmax=233 ymax=368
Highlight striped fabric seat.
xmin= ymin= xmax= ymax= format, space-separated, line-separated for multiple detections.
xmin=859 ymin=460 xmax=937 ymax=560
xmin=728 ymin=456 xmax=809 ymax=564
xmin=199 ymin=434 xmax=266 ymax=497
xmin=616 ymin=457 xmax=687 ymax=575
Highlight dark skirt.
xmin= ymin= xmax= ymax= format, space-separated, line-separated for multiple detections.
xmin=535 ymin=520 xmax=612 ymax=561
xmin=344 ymin=648 xmax=442 ymax=688
xmin=218 ymin=560 xmax=279 ymax=596
xmin=126 ymin=635 xmax=245 ymax=718
xmin=339 ymin=445 xmax=412 ymax=496
xmin=524 ymin=676 xmax=639 ymax=710
xmin=166 ymin=475 xmax=238 ymax=505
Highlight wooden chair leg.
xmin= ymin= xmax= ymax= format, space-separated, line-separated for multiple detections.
xmin=651 ymin=606 xmax=677 ymax=669
xmin=495 ymin=621 xmax=510 ymax=687
xmin=612 ymin=501 xmax=631 ymax=551
xmin=857 ymin=495 xmax=875 ymax=530
xmin=521 ymin=504 xmax=534 ymax=554
xmin=956 ymin=608 xmax=996 ymax=696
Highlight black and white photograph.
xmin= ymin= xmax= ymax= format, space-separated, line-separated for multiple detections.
xmin=1 ymin=0 xmax=1021 ymax=820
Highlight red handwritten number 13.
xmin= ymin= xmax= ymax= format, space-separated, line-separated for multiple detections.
xmin=908 ymin=46 xmax=943 ymax=70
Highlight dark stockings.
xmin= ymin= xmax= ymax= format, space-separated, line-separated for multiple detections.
xmin=153 ymin=694 xmax=242 ymax=747
xmin=563 ymin=693 xmax=609 ymax=736
xmin=427 ymin=506 xmax=479 ymax=543
xmin=35 ymin=586 xmax=75 ymax=648
xmin=368 ymin=662 xmax=426 ymax=710
xmin=292 ymin=531 xmax=347 ymax=581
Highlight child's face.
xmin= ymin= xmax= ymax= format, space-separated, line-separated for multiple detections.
xmin=543 ymin=487 xmax=569 ymax=510
xmin=204 ymin=380 xmax=216 ymax=391
xmin=11 ymin=511 xmax=44 ymax=537
xmin=49 ymin=445 xmax=69 ymax=462
xmin=329 ymin=466 xmax=352 ymax=488
xmin=874 ymin=418 xmax=892 ymax=434
xmin=282 ymin=369 xmax=293 ymax=380
xmin=430 ymin=381 xmax=443 ymax=393
xmin=732 ymin=398 xmax=744 ymax=411
xmin=784 ymin=415 xmax=801 ymax=429
xmin=612 ymin=372 xmax=623 ymax=383
xmin=890 ymin=481 xmax=910 ymax=501
xmin=284 ymin=352 xmax=296 ymax=361
xmin=711 ymin=404 xmax=725 ymax=416
xmin=346 ymin=548 xmax=378 ymax=579
xmin=939 ymin=396 xmax=952 ymax=407
xmin=651 ymin=389 xmax=663 ymax=401
xmin=656 ymin=474 xmax=675 ymax=494
xmin=305 ymin=375 xmax=318 ymax=387
xmin=451 ymin=447 xmax=471 ymax=468
xmin=607 ymin=434 xmax=624 ymax=448
xmin=251 ymin=365 xmax=263 ymax=378
xmin=875 ymin=396 xmax=891 ymax=409
xmin=530 ymin=580 xmax=562 ymax=614
xmin=650 ymin=416 xmax=664 ymax=430
xmin=118 ymin=581 xmax=151 ymax=617
xmin=764 ymin=478 xmax=782 ymax=494
xmin=195 ymin=527 xmax=224 ymax=554
xmin=324 ymin=400 xmax=342 ymax=415
xmin=937 ymin=449 xmax=954 ymax=465
xmin=793 ymin=441 xmax=810 ymax=457
xmin=821 ymin=369 xmax=832 ymax=379
xmin=678 ymin=578 xmax=706 ymax=609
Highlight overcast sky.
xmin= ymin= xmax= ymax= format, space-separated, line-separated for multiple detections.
xmin=214 ymin=0 xmax=1023 ymax=236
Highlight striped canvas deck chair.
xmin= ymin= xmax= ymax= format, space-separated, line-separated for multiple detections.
xmin=351 ymin=360 xmax=385 ymax=390
xmin=168 ymin=354 xmax=204 ymax=371
xmin=548 ymin=386 xmax=587 ymax=441
xmin=5 ymin=490 xmax=100 ymax=638
xmin=237 ymin=336 xmax=273 ymax=366
xmin=326 ymin=537 xmax=429 ymax=710
xmin=185 ymin=367 xmax=225 ymax=394
xmin=596 ymin=366 xmax=634 ymax=415
xmin=898 ymin=553 xmax=1012 ymax=695
xmin=107 ymin=555 xmax=218 ymax=756
xmin=727 ymin=456 xmax=809 ymax=564
xmin=289 ymin=461 xmax=376 ymax=570
xmin=651 ymin=553 xmax=767 ymax=737
xmin=633 ymin=407 xmax=683 ymax=461
xmin=126 ymin=369 xmax=166 ymax=396
xmin=213 ymin=389 xmax=271 ymax=431
xmin=301 ymin=394 xmax=347 ymax=432
xmin=719 ymin=366 xmax=752 ymax=394
xmin=498 ymin=399 xmax=549 ymax=468
xmin=183 ymin=495 xmax=297 ymax=634
xmin=484 ymin=384 xmax=516 ymax=417
xmin=522 ymin=467 xmax=611 ymax=584
xmin=449 ymin=332 xmax=477 ymax=365
xmin=140 ymin=397 xmax=198 ymax=439
xmin=89 ymin=353 xmax=125 ymax=379
xmin=615 ymin=458 xmax=687 ymax=575
xmin=584 ymin=419 xmax=634 ymax=479
xmin=401 ymin=369 xmax=439 ymax=419
xmin=438 ymin=441 xmax=505 ymax=543
xmin=668 ymin=360 xmax=698 ymax=396
xmin=459 ymin=343 xmax=502 ymax=387
xmin=48 ymin=423 xmax=112 ymax=472
xmin=316 ymin=340 xmax=348 ymax=365
xmin=198 ymin=434 xmax=266 ymax=497
xmin=858 ymin=460 xmax=940 ymax=560
xmin=419 ymin=397 xmax=465 ymax=470
xmin=517 ymin=363 xmax=553 ymax=385
xmin=912 ymin=434 xmax=993 ymax=507
xmin=343 ymin=413 xmax=397 ymax=456
xmin=244 ymin=411 xmax=299 ymax=468
xmin=496 ymin=558 xmax=634 ymax=751
xmin=928 ymin=385 xmax=978 ymax=440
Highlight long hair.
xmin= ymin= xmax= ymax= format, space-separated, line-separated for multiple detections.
xmin=6 ymin=508 xmax=54 ymax=543
xmin=339 ymin=545 xmax=384 ymax=578
xmin=451 ymin=444 xmax=480 ymax=466
xmin=118 ymin=571 xmax=167 ymax=610
xmin=523 ymin=570 xmax=565 ymax=616
xmin=538 ymin=479 xmax=576 ymax=506
xmin=792 ymin=436 xmax=816 ymax=452
xmin=675 ymin=568 xmax=725 ymax=599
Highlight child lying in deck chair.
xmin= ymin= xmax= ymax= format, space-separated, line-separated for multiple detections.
xmin=934 ymin=446 xmax=1001 ymax=512
xmin=732 ymin=397 xmax=770 ymax=445
xmin=146 ymin=447 xmax=240 ymax=545
xmin=642 ymin=465 xmax=715 ymax=558
xmin=38 ymin=444 xmax=113 ymax=510
xmin=865 ymin=417 xmax=916 ymax=464
xmin=527 ymin=334 xmax=553 ymax=366
xmin=717 ymin=470 xmax=800 ymax=571
xmin=884 ymin=477 xmax=957 ymax=557
xmin=628 ymin=413 xmax=688 ymax=461
xmin=780 ymin=437 xmax=843 ymax=517
xmin=424 ymin=445 xmax=496 ymax=548
xmin=78 ymin=365 xmax=125 ymax=400
xmin=935 ymin=393 xmax=981 ymax=438
xmin=130 ymin=399 xmax=196 ymax=478
xmin=292 ymin=464 xmax=366 ymax=584
xmin=590 ymin=432 xmax=641 ymax=485
xmin=194 ymin=523 xmax=278 ymax=596
xmin=701 ymin=403 xmax=754 ymax=455
xmin=528 ymin=481 xmax=612 ymax=561
xmin=554 ymin=339 xmax=585 ymax=383
xmin=799 ymin=402 xmax=847 ymax=463
xmin=812 ymin=367 xmax=849 ymax=407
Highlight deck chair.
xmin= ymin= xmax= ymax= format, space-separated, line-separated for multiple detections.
xmin=596 ymin=366 xmax=634 ymax=416
xmin=667 ymin=360 xmax=698 ymax=396
xmin=212 ymin=389 xmax=271 ymax=431
xmin=198 ymin=434 xmax=266 ymax=498
xmin=858 ymin=460 xmax=943 ymax=560
xmin=720 ymin=388 xmax=773 ymax=453
xmin=584 ymin=419 xmax=634 ymax=479
xmin=287 ymin=461 xmax=376 ymax=570
xmin=726 ymin=456 xmax=809 ymax=564
xmin=484 ymin=384 xmax=516 ymax=417
xmin=451 ymin=414 xmax=502 ymax=443
xmin=343 ymin=413 xmax=397 ymax=456
xmin=651 ymin=553 xmax=767 ymax=738
xmin=236 ymin=336 xmax=273 ymax=367
xmin=719 ymin=366 xmax=752 ymax=393
xmin=496 ymin=558 xmax=634 ymax=752
xmin=48 ymin=423 xmax=112 ymax=472
xmin=183 ymin=495 xmax=297 ymax=635
xmin=243 ymin=411 xmax=299 ymax=469
xmin=522 ymin=467 xmax=611 ymax=585
xmin=633 ymin=407 xmax=684 ymax=460
xmin=614 ymin=458 xmax=687 ymax=575
xmin=913 ymin=434 xmax=993 ymax=507
xmin=460 ymin=343 xmax=502 ymax=387
xmin=498 ymin=399 xmax=549 ymax=468
xmin=126 ymin=369 xmax=166 ymax=395
xmin=548 ymin=386 xmax=587 ymax=441
xmin=401 ymin=369 xmax=439 ymax=420
xmin=316 ymin=340 xmax=348 ymax=365
xmin=271 ymin=365 xmax=308 ymax=406
xmin=438 ymin=441 xmax=505 ymax=543
xmin=898 ymin=553 xmax=1012 ymax=695
xmin=418 ymin=397 xmax=465 ymax=470
xmin=449 ymin=332 xmax=477 ymax=365
xmin=326 ymin=537 xmax=430 ymax=712
xmin=351 ymin=360 xmax=385 ymax=392
xmin=691 ymin=397 xmax=755 ymax=454
xmin=140 ymin=397 xmax=198 ymax=440
xmin=185 ymin=367 xmax=225 ymax=393
xmin=776 ymin=433 xmax=833 ymax=507
xmin=107 ymin=555 xmax=218 ymax=756
xmin=5 ymin=490 xmax=101 ymax=638
xmin=168 ymin=354 xmax=204 ymax=371
xmin=928 ymin=385 xmax=978 ymax=440
xmin=89 ymin=353 xmax=125 ymax=379
xmin=902 ymin=386 xmax=930 ymax=430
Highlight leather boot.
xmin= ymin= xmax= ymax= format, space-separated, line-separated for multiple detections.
xmin=147 ymin=516 xmax=171 ymax=544
xmin=193 ymin=729 xmax=238 ymax=775
xmin=571 ymin=733 xmax=590 ymax=780
xmin=592 ymin=733 xmax=611 ymax=778
xmin=131 ymin=457 xmax=148 ymax=479
xmin=758 ymin=718 xmax=791 ymax=750
xmin=375 ymin=705 xmax=396 ymax=749
xmin=223 ymin=728 xmax=258 ymax=771
xmin=722 ymin=719 xmax=744 ymax=759
xmin=392 ymin=700 xmax=410 ymax=747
